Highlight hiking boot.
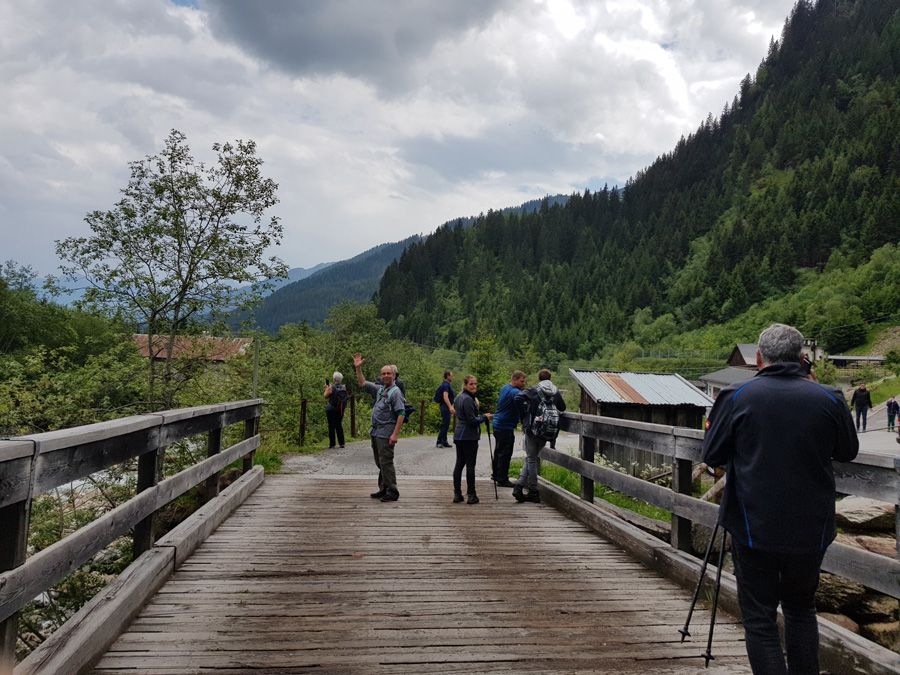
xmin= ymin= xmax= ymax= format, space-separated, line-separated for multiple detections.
xmin=370 ymin=489 xmax=386 ymax=499
xmin=512 ymin=485 xmax=525 ymax=503
xmin=525 ymin=489 xmax=541 ymax=503
xmin=380 ymin=491 xmax=399 ymax=502
xmin=453 ymin=493 xmax=464 ymax=503
xmin=467 ymin=494 xmax=479 ymax=504
xmin=496 ymin=480 xmax=516 ymax=488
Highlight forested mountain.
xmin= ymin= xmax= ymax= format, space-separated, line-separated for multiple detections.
xmin=247 ymin=194 xmax=571 ymax=332
xmin=377 ymin=0 xmax=899 ymax=358
xmin=248 ymin=236 xmax=421 ymax=331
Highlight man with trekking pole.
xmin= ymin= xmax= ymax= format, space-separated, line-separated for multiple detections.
xmin=701 ymin=323 xmax=857 ymax=674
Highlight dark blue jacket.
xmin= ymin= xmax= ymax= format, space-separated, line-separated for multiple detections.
xmin=702 ymin=362 xmax=858 ymax=554
xmin=492 ymin=383 xmax=523 ymax=431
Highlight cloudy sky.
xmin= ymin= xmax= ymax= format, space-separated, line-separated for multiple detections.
xmin=1 ymin=0 xmax=796 ymax=275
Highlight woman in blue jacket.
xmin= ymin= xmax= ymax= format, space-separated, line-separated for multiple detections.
xmin=452 ymin=375 xmax=492 ymax=504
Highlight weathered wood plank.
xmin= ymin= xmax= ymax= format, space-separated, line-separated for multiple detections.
xmin=15 ymin=547 xmax=174 ymax=675
xmin=0 ymin=435 xmax=259 ymax=623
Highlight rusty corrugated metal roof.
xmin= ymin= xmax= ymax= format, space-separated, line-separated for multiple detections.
xmin=570 ymin=369 xmax=713 ymax=407
xmin=132 ymin=334 xmax=253 ymax=362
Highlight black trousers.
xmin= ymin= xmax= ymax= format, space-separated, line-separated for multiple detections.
xmin=492 ymin=428 xmax=514 ymax=481
xmin=453 ymin=440 xmax=478 ymax=495
xmin=326 ymin=408 xmax=345 ymax=447
xmin=731 ymin=542 xmax=824 ymax=675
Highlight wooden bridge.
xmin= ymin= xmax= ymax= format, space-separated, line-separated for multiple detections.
xmin=1 ymin=402 xmax=898 ymax=673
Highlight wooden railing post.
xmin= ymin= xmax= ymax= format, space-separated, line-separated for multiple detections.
xmin=580 ymin=436 xmax=596 ymax=502
xmin=299 ymin=399 xmax=307 ymax=446
xmin=671 ymin=443 xmax=694 ymax=553
xmin=133 ymin=448 xmax=161 ymax=557
xmin=349 ymin=393 xmax=357 ymax=438
xmin=0 ymin=500 xmax=29 ymax=667
xmin=243 ymin=417 xmax=257 ymax=473
xmin=418 ymin=399 xmax=425 ymax=435
xmin=203 ymin=426 xmax=222 ymax=502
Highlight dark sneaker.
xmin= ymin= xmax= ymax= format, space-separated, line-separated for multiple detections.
xmin=512 ymin=485 xmax=525 ymax=503
xmin=370 ymin=490 xmax=386 ymax=499
xmin=496 ymin=480 xmax=516 ymax=488
xmin=453 ymin=493 xmax=464 ymax=503
xmin=525 ymin=489 xmax=541 ymax=503
xmin=380 ymin=491 xmax=399 ymax=502
xmin=467 ymin=494 xmax=479 ymax=504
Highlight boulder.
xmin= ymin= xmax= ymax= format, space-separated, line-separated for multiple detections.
xmin=818 ymin=612 xmax=860 ymax=634
xmin=859 ymin=621 xmax=899 ymax=652
xmin=816 ymin=573 xmax=867 ymax=613
xmin=850 ymin=594 xmax=899 ymax=624
xmin=835 ymin=532 xmax=898 ymax=558
xmin=834 ymin=497 xmax=895 ymax=531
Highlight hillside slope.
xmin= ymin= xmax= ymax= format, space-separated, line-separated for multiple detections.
xmin=376 ymin=0 xmax=899 ymax=357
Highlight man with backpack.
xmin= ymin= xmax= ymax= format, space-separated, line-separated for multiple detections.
xmin=433 ymin=371 xmax=455 ymax=447
xmin=491 ymin=370 xmax=526 ymax=486
xmin=323 ymin=371 xmax=349 ymax=448
xmin=354 ymin=353 xmax=406 ymax=502
xmin=513 ymin=369 xmax=566 ymax=503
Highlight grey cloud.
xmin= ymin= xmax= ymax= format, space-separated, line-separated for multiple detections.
xmin=202 ymin=0 xmax=514 ymax=95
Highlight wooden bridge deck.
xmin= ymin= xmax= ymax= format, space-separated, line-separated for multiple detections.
xmin=93 ymin=475 xmax=750 ymax=673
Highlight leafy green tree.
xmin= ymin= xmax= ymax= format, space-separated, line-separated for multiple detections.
xmin=56 ymin=130 xmax=287 ymax=408
xmin=464 ymin=328 xmax=504 ymax=410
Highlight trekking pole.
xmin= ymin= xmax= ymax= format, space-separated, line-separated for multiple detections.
xmin=678 ymin=522 xmax=720 ymax=642
xmin=702 ymin=529 xmax=728 ymax=668
xmin=485 ymin=419 xmax=498 ymax=500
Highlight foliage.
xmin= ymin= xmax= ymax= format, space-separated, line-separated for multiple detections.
xmin=55 ymin=129 xmax=287 ymax=407
xmin=377 ymin=0 xmax=899 ymax=359
xmin=886 ymin=350 xmax=900 ymax=377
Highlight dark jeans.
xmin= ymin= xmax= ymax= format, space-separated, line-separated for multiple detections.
xmin=731 ymin=542 xmax=824 ymax=675
xmin=326 ymin=408 xmax=345 ymax=447
xmin=453 ymin=440 xmax=478 ymax=495
xmin=371 ymin=436 xmax=397 ymax=495
xmin=437 ymin=405 xmax=451 ymax=445
xmin=492 ymin=428 xmax=514 ymax=481
xmin=855 ymin=407 xmax=868 ymax=431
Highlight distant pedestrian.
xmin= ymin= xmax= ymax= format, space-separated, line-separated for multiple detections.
xmin=491 ymin=370 xmax=526 ymax=487
xmin=354 ymin=353 xmax=406 ymax=502
xmin=703 ymin=323 xmax=858 ymax=674
xmin=452 ymin=375 xmax=492 ymax=504
xmin=850 ymin=383 xmax=872 ymax=431
xmin=323 ymin=371 xmax=348 ymax=449
xmin=513 ymin=369 xmax=566 ymax=504
xmin=886 ymin=396 xmax=899 ymax=432
xmin=434 ymin=371 xmax=455 ymax=448
xmin=390 ymin=365 xmax=407 ymax=397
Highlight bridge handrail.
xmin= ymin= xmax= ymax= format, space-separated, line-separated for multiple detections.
xmin=551 ymin=412 xmax=899 ymax=600
xmin=0 ymin=399 xmax=263 ymax=662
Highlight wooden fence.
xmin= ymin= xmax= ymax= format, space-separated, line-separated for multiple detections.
xmin=0 ymin=399 xmax=263 ymax=667
xmin=551 ymin=412 xmax=900 ymax=599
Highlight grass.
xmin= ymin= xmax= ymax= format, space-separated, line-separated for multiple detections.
xmin=870 ymin=376 xmax=900 ymax=407
xmin=508 ymin=459 xmax=671 ymax=522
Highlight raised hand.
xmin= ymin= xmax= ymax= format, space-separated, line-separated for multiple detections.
xmin=353 ymin=353 xmax=364 ymax=368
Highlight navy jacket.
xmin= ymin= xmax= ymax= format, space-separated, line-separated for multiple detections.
xmin=702 ymin=362 xmax=858 ymax=554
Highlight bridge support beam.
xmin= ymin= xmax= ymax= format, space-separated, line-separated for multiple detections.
xmin=670 ymin=455 xmax=694 ymax=553
xmin=579 ymin=436 xmax=595 ymax=503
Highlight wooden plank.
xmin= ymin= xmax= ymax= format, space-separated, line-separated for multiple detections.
xmin=14 ymin=547 xmax=174 ymax=675
xmin=0 ymin=435 xmax=259 ymax=623
xmin=156 ymin=466 xmax=264 ymax=567
xmin=822 ymin=541 xmax=900 ymax=599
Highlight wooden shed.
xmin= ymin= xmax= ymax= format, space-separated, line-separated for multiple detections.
xmin=569 ymin=369 xmax=713 ymax=470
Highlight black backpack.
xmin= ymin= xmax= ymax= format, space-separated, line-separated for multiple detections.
xmin=529 ymin=389 xmax=560 ymax=440
xmin=433 ymin=385 xmax=444 ymax=404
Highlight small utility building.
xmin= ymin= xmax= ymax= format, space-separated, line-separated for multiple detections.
xmin=569 ymin=370 xmax=713 ymax=428
xmin=568 ymin=370 xmax=713 ymax=470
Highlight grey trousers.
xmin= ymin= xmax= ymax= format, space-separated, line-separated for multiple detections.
xmin=516 ymin=434 xmax=544 ymax=490
xmin=371 ymin=436 xmax=397 ymax=494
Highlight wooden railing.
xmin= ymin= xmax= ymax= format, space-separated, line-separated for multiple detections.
xmin=550 ymin=412 xmax=900 ymax=599
xmin=0 ymin=399 xmax=263 ymax=666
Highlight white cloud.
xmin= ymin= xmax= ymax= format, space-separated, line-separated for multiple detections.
xmin=0 ymin=0 xmax=794 ymax=275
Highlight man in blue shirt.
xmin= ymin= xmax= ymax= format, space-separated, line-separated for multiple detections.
xmin=354 ymin=353 xmax=406 ymax=502
xmin=434 ymin=371 xmax=455 ymax=448
xmin=491 ymin=370 xmax=526 ymax=487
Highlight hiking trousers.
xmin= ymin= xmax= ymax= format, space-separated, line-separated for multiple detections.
xmin=371 ymin=436 xmax=398 ymax=496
